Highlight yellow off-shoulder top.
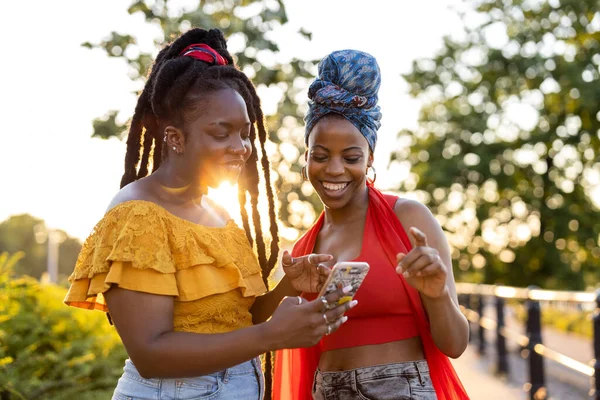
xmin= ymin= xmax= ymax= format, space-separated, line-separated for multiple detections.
xmin=64 ymin=200 xmax=267 ymax=333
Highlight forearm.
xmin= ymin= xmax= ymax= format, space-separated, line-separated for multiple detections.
xmin=251 ymin=275 xmax=299 ymax=324
xmin=134 ymin=323 xmax=271 ymax=378
xmin=421 ymin=288 xmax=469 ymax=358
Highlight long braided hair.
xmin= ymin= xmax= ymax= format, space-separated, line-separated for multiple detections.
xmin=120 ymin=28 xmax=279 ymax=395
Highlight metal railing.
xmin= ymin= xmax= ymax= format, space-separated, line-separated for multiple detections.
xmin=456 ymin=283 xmax=600 ymax=400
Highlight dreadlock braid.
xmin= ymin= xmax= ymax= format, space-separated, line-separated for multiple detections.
xmin=250 ymin=87 xmax=279 ymax=274
xmin=120 ymin=89 xmax=149 ymax=188
xmin=137 ymin=123 xmax=154 ymax=178
xmin=246 ymin=140 xmax=269 ymax=273
xmin=120 ymin=28 xmax=281 ymax=397
xmin=152 ymin=129 xmax=162 ymax=172
xmin=238 ymin=170 xmax=253 ymax=246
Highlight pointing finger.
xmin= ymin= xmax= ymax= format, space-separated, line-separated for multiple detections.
xmin=410 ymin=227 xmax=428 ymax=247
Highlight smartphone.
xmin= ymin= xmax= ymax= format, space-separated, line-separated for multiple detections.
xmin=317 ymin=261 xmax=370 ymax=306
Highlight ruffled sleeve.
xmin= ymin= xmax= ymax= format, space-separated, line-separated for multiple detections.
xmin=64 ymin=201 xmax=267 ymax=312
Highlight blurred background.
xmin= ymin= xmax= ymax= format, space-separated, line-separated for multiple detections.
xmin=1 ymin=0 xmax=599 ymax=398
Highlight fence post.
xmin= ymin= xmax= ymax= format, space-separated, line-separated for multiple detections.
xmin=477 ymin=294 xmax=485 ymax=355
xmin=495 ymin=295 xmax=509 ymax=376
xmin=465 ymin=293 xmax=472 ymax=343
xmin=593 ymin=289 xmax=600 ymax=400
xmin=458 ymin=293 xmax=467 ymax=309
xmin=526 ymin=286 xmax=547 ymax=400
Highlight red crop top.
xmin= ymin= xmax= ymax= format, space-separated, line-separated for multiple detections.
xmin=319 ymin=196 xmax=418 ymax=351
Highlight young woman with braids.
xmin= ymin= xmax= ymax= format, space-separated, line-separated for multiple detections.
xmin=64 ymin=28 xmax=355 ymax=399
xmin=273 ymin=50 xmax=470 ymax=399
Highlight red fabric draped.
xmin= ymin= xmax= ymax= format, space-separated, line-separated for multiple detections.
xmin=273 ymin=186 xmax=469 ymax=400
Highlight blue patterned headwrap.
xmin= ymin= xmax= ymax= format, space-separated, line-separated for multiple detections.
xmin=304 ymin=50 xmax=382 ymax=151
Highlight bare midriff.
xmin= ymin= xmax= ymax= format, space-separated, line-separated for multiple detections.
xmin=318 ymin=336 xmax=425 ymax=372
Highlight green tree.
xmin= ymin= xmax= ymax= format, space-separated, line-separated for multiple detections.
xmin=0 ymin=215 xmax=82 ymax=281
xmin=394 ymin=0 xmax=600 ymax=289
xmin=87 ymin=0 xmax=322 ymax=237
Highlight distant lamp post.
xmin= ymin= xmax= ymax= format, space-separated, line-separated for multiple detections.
xmin=47 ymin=230 xmax=64 ymax=283
xmin=34 ymin=224 xmax=65 ymax=283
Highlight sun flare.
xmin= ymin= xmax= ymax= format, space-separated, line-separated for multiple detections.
xmin=207 ymin=182 xmax=243 ymax=225
xmin=207 ymin=181 xmax=300 ymax=245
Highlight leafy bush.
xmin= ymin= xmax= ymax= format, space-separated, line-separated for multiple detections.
xmin=0 ymin=252 xmax=126 ymax=399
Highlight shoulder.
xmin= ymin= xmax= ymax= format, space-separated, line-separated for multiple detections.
xmin=106 ymin=179 xmax=155 ymax=213
xmin=391 ymin=197 xmax=442 ymax=244
xmin=392 ymin=197 xmax=435 ymax=223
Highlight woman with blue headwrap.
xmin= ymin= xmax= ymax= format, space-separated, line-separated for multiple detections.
xmin=273 ymin=50 xmax=470 ymax=399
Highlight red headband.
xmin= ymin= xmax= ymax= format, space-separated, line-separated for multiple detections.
xmin=179 ymin=44 xmax=228 ymax=66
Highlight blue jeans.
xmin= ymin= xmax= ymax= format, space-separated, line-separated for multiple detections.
xmin=112 ymin=358 xmax=264 ymax=400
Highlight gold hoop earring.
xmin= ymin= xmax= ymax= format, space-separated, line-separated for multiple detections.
xmin=301 ymin=166 xmax=308 ymax=181
xmin=367 ymin=166 xmax=376 ymax=183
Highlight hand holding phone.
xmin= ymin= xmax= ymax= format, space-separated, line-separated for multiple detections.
xmin=317 ymin=261 xmax=370 ymax=307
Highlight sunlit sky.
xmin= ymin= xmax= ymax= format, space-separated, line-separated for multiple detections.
xmin=1 ymin=0 xmax=467 ymax=240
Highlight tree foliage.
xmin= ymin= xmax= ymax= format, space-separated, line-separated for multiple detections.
xmin=0 ymin=215 xmax=81 ymax=282
xmin=395 ymin=0 xmax=600 ymax=289
xmin=87 ymin=0 xmax=323 ymax=236
xmin=0 ymin=252 xmax=126 ymax=399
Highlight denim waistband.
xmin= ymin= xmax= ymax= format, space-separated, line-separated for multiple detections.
xmin=115 ymin=357 xmax=264 ymax=399
xmin=315 ymin=360 xmax=430 ymax=387
xmin=123 ymin=356 xmax=261 ymax=384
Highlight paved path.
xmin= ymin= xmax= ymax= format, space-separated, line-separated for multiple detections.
xmin=451 ymin=346 xmax=524 ymax=399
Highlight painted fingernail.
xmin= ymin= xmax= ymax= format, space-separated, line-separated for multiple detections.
xmin=342 ymin=285 xmax=353 ymax=294
xmin=341 ymin=316 xmax=348 ymax=323
xmin=349 ymin=300 xmax=358 ymax=308
xmin=396 ymin=267 xmax=403 ymax=274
